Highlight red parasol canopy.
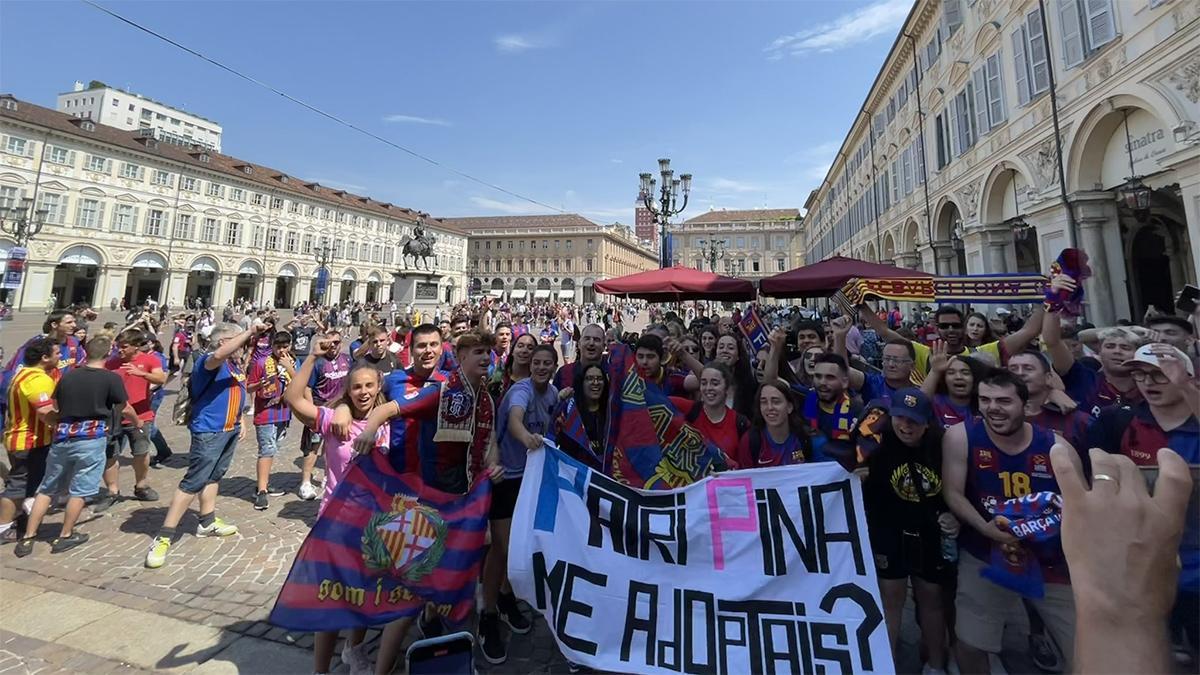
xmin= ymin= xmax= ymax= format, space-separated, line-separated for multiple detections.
xmin=759 ymin=256 xmax=933 ymax=298
xmin=594 ymin=266 xmax=757 ymax=302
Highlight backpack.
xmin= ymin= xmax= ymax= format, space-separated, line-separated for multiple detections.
xmin=172 ymin=358 xmax=217 ymax=426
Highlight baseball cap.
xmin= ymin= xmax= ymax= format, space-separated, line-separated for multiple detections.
xmin=889 ymin=388 xmax=933 ymax=424
xmin=1123 ymin=343 xmax=1195 ymax=377
xmin=994 ymin=307 xmax=1012 ymax=316
xmin=1145 ymin=314 xmax=1195 ymax=335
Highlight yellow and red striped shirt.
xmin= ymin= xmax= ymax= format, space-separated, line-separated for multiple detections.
xmin=5 ymin=367 xmax=55 ymax=453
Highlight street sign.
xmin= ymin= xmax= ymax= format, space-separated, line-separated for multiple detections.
xmin=315 ymin=267 xmax=329 ymax=297
xmin=2 ymin=246 xmax=28 ymax=290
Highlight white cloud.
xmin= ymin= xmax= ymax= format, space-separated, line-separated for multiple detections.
xmin=580 ymin=205 xmax=632 ymax=221
xmin=709 ymin=177 xmax=767 ymax=194
xmin=468 ymin=196 xmax=543 ymax=214
xmin=382 ymin=114 xmax=451 ymax=126
xmin=495 ymin=34 xmax=552 ymax=53
xmin=766 ymin=0 xmax=910 ymax=59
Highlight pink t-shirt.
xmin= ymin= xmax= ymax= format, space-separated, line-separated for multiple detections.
xmin=313 ymin=407 xmax=389 ymax=516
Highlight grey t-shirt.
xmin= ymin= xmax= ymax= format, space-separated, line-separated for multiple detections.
xmin=496 ymin=378 xmax=559 ymax=479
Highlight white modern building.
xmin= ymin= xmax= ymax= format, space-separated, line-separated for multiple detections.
xmin=802 ymin=0 xmax=1199 ymax=325
xmin=0 ymin=94 xmax=467 ymax=311
xmin=57 ymin=80 xmax=224 ymax=152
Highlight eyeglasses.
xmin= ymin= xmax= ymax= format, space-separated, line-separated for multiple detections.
xmin=882 ymin=356 xmax=913 ymax=364
xmin=938 ymin=323 xmax=963 ymax=330
xmin=1130 ymin=370 xmax=1170 ymax=384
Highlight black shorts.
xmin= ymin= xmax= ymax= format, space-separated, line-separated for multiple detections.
xmin=872 ymin=530 xmax=955 ymax=585
xmin=300 ymin=425 xmax=320 ymax=456
xmin=489 ymin=477 xmax=523 ymax=520
xmin=2 ymin=446 xmax=49 ymax=500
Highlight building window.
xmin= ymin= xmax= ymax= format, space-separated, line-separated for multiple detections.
xmin=565 ymin=259 xmax=572 ymax=272
xmin=205 ymin=182 xmax=224 ymax=198
xmin=554 ymin=240 xmax=560 ymax=249
xmin=586 ymin=258 xmax=593 ymax=272
xmin=474 ymin=241 xmax=480 ymax=250
xmin=735 ymin=236 xmax=745 ymax=249
xmin=0 ymin=186 xmax=21 ymax=210
xmin=1013 ymin=8 xmax=1051 ymax=105
xmin=151 ymin=169 xmax=173 ymax=187
xmin=348 ymin=242 xmax=358 ymax=260
xmin=2 ymin=136 xmax=29 ymax=156
xmin=485 ymin=241 xmax=491 ymax=250
xmin=76 ymin=199 xmax=103 ymax=229
xmin=44 ymin=145 xmax=74 ymax=166
xmin=270 ymin=196 xmax=284 ymax=210
xmin=85 ymin=155 xmax=110 ymax=173
xmin=373 ymin=245 xmax=382 ymax=263
xmin=252 ymin=193 xmax=265 ymax=206
xmin=110 ymin=203 xmax=137 ymax=233
xmin=776 ymin=258 xmax=786 ymax=272
xmin=145 ymin=209 xmax=165 ymax=236
xmin=285 ymin=231 xmax=299 ymax=253
xmin=306 ymin=205 xmax=317 ymax=217
xmin=1058 ymin=0 xmax=1116 ymax=68
xmin=302 ymin=234 xmax=313 ymax=254
xmin=226 ymin=221 xmax=242 ymax=247
xmin=180 ymin=176 xmax=198 ymax=192
xmin=288 ymin=200 xmax=302 ymax=214
xmin=518 ymin=260 xmax=525 ymax=272
xmin=935 ymin=112 xmax=952 ymax=169
xmin=37 ymin=193 xmax=68 ymax=224
xmin=553 ymin=259 xmax=560 ymax=272
xmin=253 ymin=225 xmax=265 ymax=249
xmin=230 ymin=188 xmax=244 ymax=202
xmin=266 ymin=228 xmax=280 ymax=250
xmin=941 ymin=0 xmax=962 ymax=38
xmin=384 ymin=247 xmax=393 ymax=264
xmin=752 ymin=259 xmax=760 ymax=273
xmin=173 ymin=213 xmax=194 ymax=240
xmin=518 ymin=240 xmax=525 ymax=250
xmin=119 ymin=162 xmax=144 ymax=180
xmin=540 ymin=260 xmax=548 ymax=272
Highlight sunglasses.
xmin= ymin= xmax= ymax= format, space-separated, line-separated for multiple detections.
xmin=938 ymin=323 xmax=963 ymax=330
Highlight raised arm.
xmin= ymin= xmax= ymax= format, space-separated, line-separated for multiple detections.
xmin=859 ymin=303 xmax=902 ymax=342
xmin=283 ymin=350 xmax=322 ymax=428
xmin=207 ymin=323 xmax=265 ymax=370
xmin=922 ymin=342 xmax=949 ymax=398
xmin=999 ymin=306 xmax=1045 ymax=356
xmin=1041 ymin=309 xmax=1075 ymax=376
xmin=764 ymin=328 xmax=786 ymax=383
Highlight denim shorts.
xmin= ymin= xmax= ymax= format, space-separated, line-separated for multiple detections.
xmin=38 ymin=437 xmax=107 ymax=498
xmin=180 ymin=429 xmax=239 ymax=493
xmin=110 ymin=424 xmax=152 ymax=458
xmin=255 ymin=422 xmax=288 ymax=458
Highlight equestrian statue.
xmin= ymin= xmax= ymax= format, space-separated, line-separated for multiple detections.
xmin=401 ymin=222 xmax=438 ymax=271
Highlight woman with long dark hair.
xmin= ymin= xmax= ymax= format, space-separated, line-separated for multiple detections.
xmin=964 ymin=312 xmax=995 ymax=348
xmin=698 ymin=325 xmax=719 ymax=363
xmin=684 ymin=334 xmax=756 ymax=417
xmin=735 ymin=379 xmax=813 ymax=468
xmin=490 ymin=332 xmax=536 ymax=400
xmin=553 ymin=362 xmax=608 ymax=469
xmin=921 ymin=347 xmax=988 ymax=428
xmin=669 ymin=362 xmax=749 ymax=460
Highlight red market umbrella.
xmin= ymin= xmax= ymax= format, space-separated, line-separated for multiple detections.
xmin=759 ymin=255 xmax=932 ymax=298
xmin=594 ymin=266 xmax=757 ymax=302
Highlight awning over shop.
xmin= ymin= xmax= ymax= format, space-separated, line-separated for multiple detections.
xmin=558 ymin=290 xmax=575 ymax=299
xmin=533 ymin=290 xmax=551 ymax=298
xmin=487 ymin=289 xmax=504 ymax=297
xmin=510 ymin=289 xmax=527 ymax=299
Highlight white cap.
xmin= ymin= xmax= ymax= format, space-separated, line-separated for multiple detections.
xmin=1124 ymin=343 xmax=1195 ymax=377
xmin=994 ymin=307 xmax=1012 ymax=316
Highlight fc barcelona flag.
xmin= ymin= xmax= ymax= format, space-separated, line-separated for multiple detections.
xmin=736 ymin=304 xmax=770 ymax=364
xmin=602 ymin=343 xmax=727 ymax=490
xmin=269 ymin=451 xmax=491 ymax=631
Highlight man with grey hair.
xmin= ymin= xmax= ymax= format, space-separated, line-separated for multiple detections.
xmin=1044 ymin=298 xmax=1146 ymax=418
xmin=145 ymin=321 xmax=266 ymax=569
xmin=553 ymin=323 xmax=607 ymax=389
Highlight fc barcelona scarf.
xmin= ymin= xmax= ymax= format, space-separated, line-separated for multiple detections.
xmin=736 ymin=304 xmax=770 ymax=366
xmin=981 ymin=492 xmax=1063 ymax=599
xmin=803 ymin=390 xmax=854 ymax=441
xmin=842 ymin=274 xmax=1048 ymax=305
xmin=1044 ymin=248 xmax=1091 ymax=317
xmin=269 ymin=452 xmax=491 ymax=631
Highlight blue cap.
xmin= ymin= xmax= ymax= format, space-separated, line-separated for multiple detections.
xmin=889 ymin=388 xmax=932 ymax=424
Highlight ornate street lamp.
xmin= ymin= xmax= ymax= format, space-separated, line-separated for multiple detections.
xmin=0 ymin=197 xmax=48 ymax=247
xmin=639 ymin=158 xmax=691 ymax=268
xmin=313 ymin=240 xmax=335 ymax=300
xmin=1119 ymin=108 xmax=1154 ymax=222
xmin=699 ymin=235 xmax=727 ymax=272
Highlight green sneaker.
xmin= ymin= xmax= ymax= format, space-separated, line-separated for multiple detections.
xmin=196 ymin=517 xmax=238 ymax=537
xmin=145 ymin=536 xmax=171 ymax=568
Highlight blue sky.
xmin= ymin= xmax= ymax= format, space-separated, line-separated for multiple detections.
xmin=0 ymin=0 xmax=910 ymax=222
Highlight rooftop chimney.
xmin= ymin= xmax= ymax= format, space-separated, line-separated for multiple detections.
xmin=73 ymin=81 xmax=84 ymax=92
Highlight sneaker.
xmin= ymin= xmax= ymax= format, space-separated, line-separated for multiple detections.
xmin=50 ymin=531 xmax=89 ymax=553
xmin=196 ymin=517 xmax=238 ymax=537
xmin=13 ymin=538 xmax=33 ymax=558
xmin=254 ymin=491 xmax=269 ymax=510
xmin=0 ymin=526 xmax=18 ymax=544
xmin=145 ymin=536 xmax=171 ymax=568
xmin=1030 ymin=633 xmax=1063 ymax=673
xmin=91 ymin=492 xmax=120 ymax=513
xmin=266 ymin=485 xmax=286 ymax=497
xmin=133 ymin=485 xmax=160 ymax=502
xmin=417 ymin=609 xmax=445 ymax=639
xmin=498 ymin=592 xmax=532 ymax=634
xmin=298 ymin=481 xmax=319 ymax=501
xmin=340 ymin=641 xmax=371 ymax=675
xmin=478 ymin=611 xmax=507 ymax=665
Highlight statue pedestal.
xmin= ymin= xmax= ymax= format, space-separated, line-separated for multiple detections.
xmin=391 ymin=269 xmax=444 ymax=308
